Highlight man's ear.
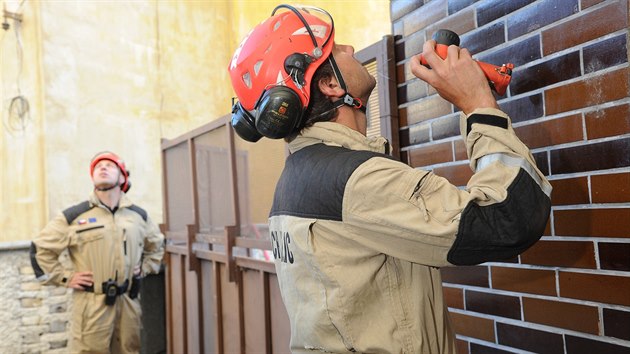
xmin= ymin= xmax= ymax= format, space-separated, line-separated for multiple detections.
xmin=317 ymin=75 xmax=345 ymax=99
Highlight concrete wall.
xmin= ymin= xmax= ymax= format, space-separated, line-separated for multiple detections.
xmin=0 ymin=0 xmax=391 ymax=243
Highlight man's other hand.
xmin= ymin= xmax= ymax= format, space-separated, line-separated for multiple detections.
xmin=68 ymin=271 xmax=94 ymax=290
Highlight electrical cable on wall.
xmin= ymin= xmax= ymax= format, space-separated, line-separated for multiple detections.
xmin=2 ymin=0 xmax=30 ymax=135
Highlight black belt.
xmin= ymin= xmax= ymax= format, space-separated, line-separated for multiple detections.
xmin=83 ymin=279 xmax=129 ymax=295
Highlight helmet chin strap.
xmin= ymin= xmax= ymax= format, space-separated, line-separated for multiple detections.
xmin=328 ymin=56 xmax=367 ymax=114
xmin=95 ymin=180 xmax=120 ymax=192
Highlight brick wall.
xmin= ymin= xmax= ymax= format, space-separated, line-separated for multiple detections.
xmin=391 ymin=0 xmax=629 ymax=353
xmin=0 ymin=246 xmax=72 ymax=353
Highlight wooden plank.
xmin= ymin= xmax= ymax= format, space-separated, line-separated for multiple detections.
xmin=235 ymin=237 xmax=271 ymax=251
xmin=161 ymin=115 xmax=231 ymax=150
xmin=235 ymin=256 xmax=276 ymax=274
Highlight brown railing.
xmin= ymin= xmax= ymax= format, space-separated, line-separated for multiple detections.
xmin=161 ymin=116 xmax=290 ymax=353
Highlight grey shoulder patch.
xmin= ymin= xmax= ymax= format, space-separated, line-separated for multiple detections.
xmin=62 ymin=201 xmax=93 ymax=224
xmin=128 ymin=204 xmax=148 ymax=222
xmin=270 ymin=144 xmax=393 ymax=221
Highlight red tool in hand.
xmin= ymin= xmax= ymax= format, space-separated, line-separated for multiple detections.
xmin=418 ymin=29 xmax=514 ymax=96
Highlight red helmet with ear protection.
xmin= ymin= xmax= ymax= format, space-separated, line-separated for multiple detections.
xmin=89 ymin=151 xmax=131 ymax=193
xmin=228 ymin=5 xmax=335 ymax=142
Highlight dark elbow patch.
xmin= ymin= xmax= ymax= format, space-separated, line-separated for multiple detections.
xmin=447 ymin=169 xmax=551 ymax=265
xmin=30 ymin=242 xmax=45 ymax=279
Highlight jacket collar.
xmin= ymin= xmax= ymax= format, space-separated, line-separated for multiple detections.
xmin=289 ymin=122 xmax=389 ymax=154
xmin=88 ymin=191 xmax=132 ymax=209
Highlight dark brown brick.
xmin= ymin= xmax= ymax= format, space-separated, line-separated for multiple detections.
xmin=448 ymin=0 xmax=480 ymax=15
xmin=407 ymin=122 xmax=430 ymax=146
xmin=460 ymin=22 xmax=505 ymax=55
xmin=545 ymin=68 xmax=629 ymax=115
xmin=550 ymin=138 xmax=630 ymax=175
xmin=549 ymin=176 xmax=589 ymax=206
xmin=449 ymin=312 xmax=495 ymax=342
xmin=497 ymin=322 xmax=564 ymax=354
xmin=598 ymin=242 xmax=630 ymax=271
xmin=404 ymin=95 xmax=453 ymax=126
xmin=584 ymin=34 xmax=627 ymax=74
xmin=520 ymin=240 xmax=596 ymax=269
xmin=533 ymin=151 xmax=549 ymax=176
xmin=499 ymin=93 xmax=543 ymax=124
xmin=559 ymin=271 xmax=630 ymax=306
xmin=478 ymin=35 xmax=541 ymax=70
xmin=603 ymin=308 xmax=630 ymax=341
xmin=542 ymin=1 xmax=628 ymax=55
xmin=456 ymin=339 xmax=470 ymax=354
xmin=432 ymin=115 xmax=460 ymax=140
xmin=443 ymin=286 xmax=464 ymax=309
xmin=554 ymin=208 xmax=630 ymax=238
xmin=441 ymin=266 xmax=489 ymax=287
xmin=585 ymin=103 xmax=630 ymax=140
xmin=408 ymin=141 xmax=453 ymax=167
xmin=522 ymin=297 xmax=599 ymax=334
xmin=592 ymin=172 xmax=630 ymax=203
xmin=491 ymin=267 xmax=557 ymax=296
xmin=400 ymin=150 xmax=409 ymax=165
xmin=465 ymin=290 xmax=521 ymax=319
xmin=477 ymin=0 xmax=537 ymax=26
xmin=454 ymin=139 xmax=467 ymax=161
xmin=433 ymin=163 xmax=473 ymax=187
xmin=507 ymin=0 xmax=579 ymax=40
xmin=401 ymin=31 xmax=426 ymax=60
xmin=511 ymin=52 xmax=581 ymax=95
xmin=398 ymin=79 xmax=429 ymax=105
xmin=399 ymin=127 xmax=410 ymax=148
xmin=581 ymin=0 xmax=605 ymax=8
xmin=566 ymin=335 xmax=630 ymax=354
xmin=391 ymin=0 xmax=423 ymax=22
xmin=470 ymin=343 xmax=516 ymax=354
xmin=403 ymin=0 xmax=447 ymax=36
xmin=514 ymin=114 xmax=583 ymax=149
xmin=427 ymin=8 xmax=476 ymax=40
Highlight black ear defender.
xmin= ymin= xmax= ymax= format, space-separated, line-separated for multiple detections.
xmin=231 ymin=100 xmax=264 ymax=142
xmin=231 ymin=53 xmax=310 ymax=142
xmin=231 ymin=84 xmax=305 ymax=142
xmin=255 ymin=86 xmax=304 ymax=139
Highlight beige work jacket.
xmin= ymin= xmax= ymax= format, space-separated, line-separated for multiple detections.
xmin=31 ymin=192 xmax=164 ymax=291
xmin=269 ymin=108 xmax=552 ymax=353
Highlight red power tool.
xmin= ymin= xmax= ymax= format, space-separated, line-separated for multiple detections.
xmin=418 ymin=29 xmax=514 ymax=96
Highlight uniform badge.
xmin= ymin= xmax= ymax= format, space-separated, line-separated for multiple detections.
xmin=88 ymin=217 xmax=97 ymax=223
xmin=78 ymin=219 xmax=87 ymax=225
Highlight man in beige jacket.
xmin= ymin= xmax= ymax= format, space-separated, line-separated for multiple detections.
xmin=30 ymin=151 xmax=164 ymax=354
xmin=229 ymin=4 xmax=551 ymax=353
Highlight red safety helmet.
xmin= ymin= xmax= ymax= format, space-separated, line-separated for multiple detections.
xmin=89 ymin=151 xmax=131 ymax=192
xmin=228 ymin=4 xmax=335 ymax=142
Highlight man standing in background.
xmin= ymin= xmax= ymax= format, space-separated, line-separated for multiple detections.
xmin=30 ymin=151 xmax=164 ymax=354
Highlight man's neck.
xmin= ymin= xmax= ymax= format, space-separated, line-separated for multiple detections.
xmin=95 ymin=188 xmax=122 ymax=210
xmin=332 ymin=105 xmax=367 ymax=136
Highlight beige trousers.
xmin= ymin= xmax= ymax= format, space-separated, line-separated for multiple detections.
xmin=70 ymin=291 xmax=142 ymax=354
